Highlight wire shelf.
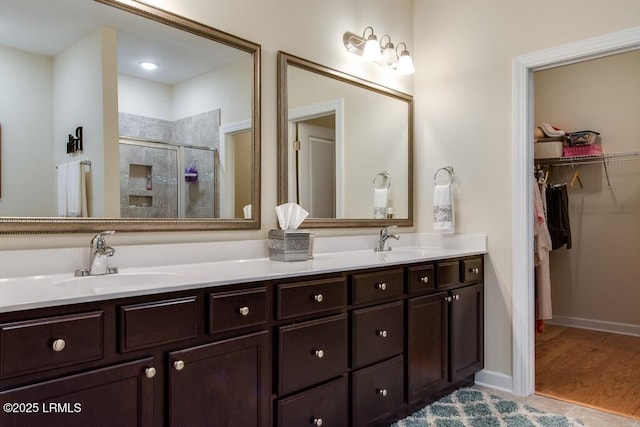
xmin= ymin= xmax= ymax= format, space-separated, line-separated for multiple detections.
xmin=535 ymin=151 xmax=640 ymax=188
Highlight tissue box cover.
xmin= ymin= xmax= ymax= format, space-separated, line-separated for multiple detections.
xmin=268 ymin=229 xmax=310 ymax=262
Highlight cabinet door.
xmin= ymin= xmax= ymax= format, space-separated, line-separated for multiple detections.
xmin=449 ymin=283 xmax=484 ymax=382
xmin=406 ymin=292 xmax=449 ymax=403
xmin=168 ymin=331 xmax=270 ymax=427
xmin=0 ymin=358 xmax=155 ymax=427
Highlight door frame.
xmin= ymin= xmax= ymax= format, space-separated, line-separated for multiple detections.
xmin=219 ymin=120 xmax=251 ymax=218
xmin=511 ymin=26 xmax=640 ymax=397
xmin=288 ymin=99 xmax=345 ymax=217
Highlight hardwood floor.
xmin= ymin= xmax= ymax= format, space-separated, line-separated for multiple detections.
xmin=535 ymin=323 xmax=640 ymax=420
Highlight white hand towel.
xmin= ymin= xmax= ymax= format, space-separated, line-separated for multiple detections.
xmin=433 ymin=184 xmax=454 ymax=233
xmin=373 ymin=188 xmax=388 ymax=219
xmin=57 ymin=163 xmax=68 ymax=216
xmin=66 ymin=161 xmax=87 ymax=217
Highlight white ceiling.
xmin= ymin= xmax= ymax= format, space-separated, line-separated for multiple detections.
xmin=0 ymin=0 xmax=248 ymax=85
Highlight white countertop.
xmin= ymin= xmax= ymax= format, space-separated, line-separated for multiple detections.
xmin=0 ymin=233 xmax=487 ymax=313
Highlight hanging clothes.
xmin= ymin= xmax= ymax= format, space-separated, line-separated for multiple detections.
xmin=534 ymin=180 xmax=553 ymax=329
xmin=545 ymin=184 xmax=572 ymax=250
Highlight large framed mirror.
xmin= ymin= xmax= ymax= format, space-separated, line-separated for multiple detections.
xmin=277 ymin=52 xmax=413 ymax=228
xmin=0 ymin=0 xmax=260 ymax=233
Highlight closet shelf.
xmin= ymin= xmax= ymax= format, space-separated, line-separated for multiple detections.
xmin=535 ymin=151 xmax=640 ymax=188
xmin=535 ymin=150 xmax=640 ymax=167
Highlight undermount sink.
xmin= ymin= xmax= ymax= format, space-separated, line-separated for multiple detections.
xmin=55 ymin=272 xmax=184 ymax=291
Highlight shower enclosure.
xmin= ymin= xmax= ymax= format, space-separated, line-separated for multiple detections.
xmin=119 ymin=138 xmax=216 ymax=218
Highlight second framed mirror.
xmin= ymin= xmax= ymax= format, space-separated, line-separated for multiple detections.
xmin=277 ymin=52 xmax=413 ymax=228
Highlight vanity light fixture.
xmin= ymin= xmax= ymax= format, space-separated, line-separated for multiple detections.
xmin=139 ymin=61 xmax=158 ymax=71
xmin=343 ymin=27 xmax=415 ymax=75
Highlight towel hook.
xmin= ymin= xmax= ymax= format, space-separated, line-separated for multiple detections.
xmin=433 ymin=166 xmax=454 ymax=185
xmin=373 ymin=171 xmax=391 ymax=189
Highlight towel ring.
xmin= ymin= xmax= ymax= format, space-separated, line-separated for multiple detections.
xmin=373 ymin=171 xmax=391 ymax=189
xmin=433 ymin=166 xmax=454 ymax=185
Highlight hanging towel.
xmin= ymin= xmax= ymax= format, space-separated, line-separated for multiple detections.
xmin=433 ymin=184 xmax=454 ymax=233
xmin=57 ymin=161 xmax=88 ymax=217
xmin=57 ymin=163 xmax=69 ymax=216
xmin=373 ymin=188 xmax=388 ymax=219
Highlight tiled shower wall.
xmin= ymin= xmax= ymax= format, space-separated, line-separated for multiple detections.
xmin=118 ymin=110 xmax=220 ymax=218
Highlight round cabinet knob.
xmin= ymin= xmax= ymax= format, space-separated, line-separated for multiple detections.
xmin=471 ymin=267 xmax=480 ymax=274
xmin=420 ymin=276 xmax=429 ymax=283
xmin=376 ymin=282 xmax=387 ymax=291
xmin=313 ymin=294 xmax=324 ymax=303
xmin=312 ymin=418 xmax=323 ymax=426
xmin=52 ymin=339 xmax=66 ymax=352
xmin=445 ymin=296 xmax=452 ymax=303
xmin=377 ymin=330 xmax=388 ymax=338
xmin=239 ymin=306 xmax=250 ymax=316
xmin=145 ymin=367 xmax=157 ymax=379
xmin=314 ymin=349 xmax=324 ymax=359
xmin=454 ymin=294 xmax=460 ymax=300
xmin=377 ymin=388 xmax=388 ymax=397
xmin=173 ymin=360 xmax=185 ymax=371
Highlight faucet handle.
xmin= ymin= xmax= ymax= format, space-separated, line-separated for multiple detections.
xmin=91 ymin=230 xmax=115 ymax=247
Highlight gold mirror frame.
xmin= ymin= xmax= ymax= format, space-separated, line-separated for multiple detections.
xmin=277 ymin=52 xmax=413 ymax=228
xmin=0 ymin=0 xmax=261 ymax=234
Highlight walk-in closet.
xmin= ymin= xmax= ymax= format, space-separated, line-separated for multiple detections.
xmin=532 ymin=49 xmax=640 ymax=419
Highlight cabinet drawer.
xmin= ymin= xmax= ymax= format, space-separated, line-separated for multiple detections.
xmin=352 ymin=301 xmax=403 ymax=369
xmin=209 ymin=287 xmax=267 ymax=334
xmin=277 ymin=377 xmax=348 ymax=427
xmin=119 ymin=296 xmax=198 ymax=352
xmin=352 ymin=355 xmax=404 ymax=427
xmin=277 ymin=277 xmax=346 ymax=320
xmin=279 ymin=314 xmax=347 ymax=395
xmin=351 ymin=269 xmax=403 ymax=305
xmin=462 ymin=257 xmax=483 ymax=283
xmin=407 ymin=264 xmax=435 ymax=294
xmin=437 ymin=261 xmax=460 ymax=289
xmin=0 ymin=311 xmax=104 ymax=378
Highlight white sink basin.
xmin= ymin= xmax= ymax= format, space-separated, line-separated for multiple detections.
xmin=55 ymin=272 xmax=184 ymax=291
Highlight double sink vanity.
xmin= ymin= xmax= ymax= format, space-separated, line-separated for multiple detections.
xmin=0 ymin=234 xmax=485 ymax=427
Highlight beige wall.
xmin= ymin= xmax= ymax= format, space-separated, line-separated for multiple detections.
xmin=535 ymin=51 xmax=640 ymax=327
xmin=413 ymin=0 xmax=640 ymax=378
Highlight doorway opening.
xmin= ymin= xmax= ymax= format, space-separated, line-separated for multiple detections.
xmin=511 ymin=26 xmax=640 ymax=400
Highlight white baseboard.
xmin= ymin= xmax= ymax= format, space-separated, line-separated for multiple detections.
xmin=474 ymin=370 xmax=514 ymax=395
xmin=548 ymin=315 xmax=640 ymax=337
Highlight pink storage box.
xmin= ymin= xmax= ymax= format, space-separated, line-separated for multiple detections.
xmin=563 ymin=145 xmax=602 ymax=157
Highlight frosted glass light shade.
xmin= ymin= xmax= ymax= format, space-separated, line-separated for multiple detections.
xmin=362 ymin=37 xmax=382 ymax=62
xmin=396 ymin=54 xmax=415 ymax=75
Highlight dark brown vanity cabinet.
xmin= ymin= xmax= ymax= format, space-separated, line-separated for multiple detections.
xmin=0 ymin=254 xmax=483 ymax=427
xmin=407 ymin=257 xmax=484 ymax=403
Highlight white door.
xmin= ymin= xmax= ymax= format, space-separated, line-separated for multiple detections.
xmin=296 ymin=121 xmax=335 ymax=218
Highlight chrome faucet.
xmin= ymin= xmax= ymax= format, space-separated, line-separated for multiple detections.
xmin=375 ymin=226 xmax=400 ymax=252
xmin=75 ymin=231 xmax=118 ymax=276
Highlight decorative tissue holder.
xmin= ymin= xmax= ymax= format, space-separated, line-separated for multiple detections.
xmin=268 ymin=229 xmax=311 ymax=262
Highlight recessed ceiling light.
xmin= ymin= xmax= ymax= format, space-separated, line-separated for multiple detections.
xmin=139 ymin=61 xmax=158 ymax=71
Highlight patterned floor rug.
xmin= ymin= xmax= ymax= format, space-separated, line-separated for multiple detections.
xmin=391 ymin=388 xmax=584 ymax=427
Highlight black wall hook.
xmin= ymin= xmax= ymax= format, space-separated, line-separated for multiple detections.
xmin=66 ymin=126 xmax=83 ymax=153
